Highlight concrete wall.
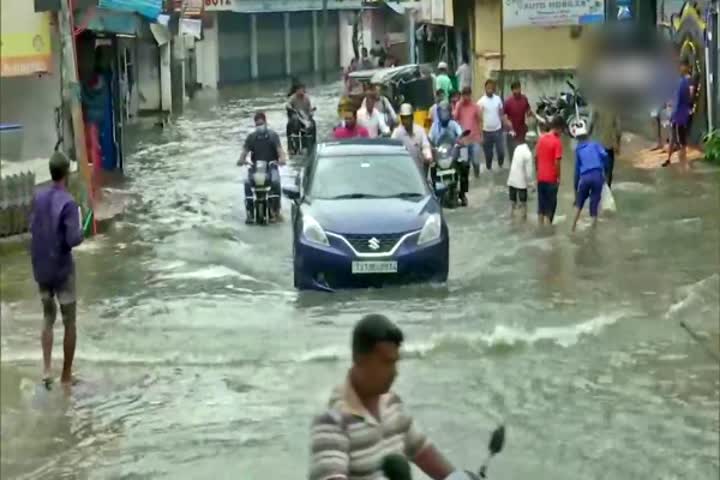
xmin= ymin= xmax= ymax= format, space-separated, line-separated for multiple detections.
xmin=196 ymin=13 xmax=219 ymax=88
xmin=471 ymin=0 xmax=582 ymax=93
xmin=0 ymin=30 xmax=61 ymax=161
xmin=137 ymin=41 xmax=162 ymax=112
xmin=339 ymin=10 xmax=355 ymax=67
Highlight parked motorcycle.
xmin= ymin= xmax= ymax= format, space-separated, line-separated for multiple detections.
xmin=382 ymin=425 xmax=506 ymax=480
xmin=286 ymin=106 xmax=316 ymax=156
xmin=534 ymin=80 xmax=592 ymax=138
xmin=247 ymin=160 xmax=280 ymax=225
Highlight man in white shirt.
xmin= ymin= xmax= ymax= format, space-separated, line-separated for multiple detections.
xmin=477 ymin=79 xmax=507 ymax=171
xmin=506 ymin=135 xmax=536 ymax=220
xmin=359 ymin=84 xmax=398 ymax=128
xmin=357 ymin=95 xmax=391 ymax=138
xmin=392 ymin=103 xmax=433 ymax=173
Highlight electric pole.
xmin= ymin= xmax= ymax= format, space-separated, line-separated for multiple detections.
xmin=57 ymin=0 xmax=91 ymax=188
xmin=321 ymin=0 xmax=328 ymax=81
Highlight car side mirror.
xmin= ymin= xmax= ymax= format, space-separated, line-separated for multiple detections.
xmin=282 ymin=185 xmax=301 ymax=201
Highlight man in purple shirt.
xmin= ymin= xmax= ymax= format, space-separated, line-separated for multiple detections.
xmin=31 ymin=152 xmax=83 ymax=387
xmin=663 ymin=60 xmax=693 ymax=171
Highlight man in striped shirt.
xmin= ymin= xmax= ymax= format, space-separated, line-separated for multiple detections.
xmin=309 ymin=314 xmax=455 ymax=480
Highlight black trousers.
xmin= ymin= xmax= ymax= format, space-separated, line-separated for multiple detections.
xmin=604 ymin=148 xmax=615 ymax=187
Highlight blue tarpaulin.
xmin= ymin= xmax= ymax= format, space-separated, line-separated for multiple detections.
xmin=97 ymin=0 xmax=162 ymax=20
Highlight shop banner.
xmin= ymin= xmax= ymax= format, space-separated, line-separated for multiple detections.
xmin=415 ymin=0 xmax=454 ymax=26
xmin=0 ymin=0 xmax=52 ymax=77
xmin=503 ymin=0 xmax=605 ymax=29
xmin=204 ymin=0 xmax=365 ymax=12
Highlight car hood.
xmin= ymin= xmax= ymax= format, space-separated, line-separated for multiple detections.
xmin=305 ymin=196 xmax=439 ymax=235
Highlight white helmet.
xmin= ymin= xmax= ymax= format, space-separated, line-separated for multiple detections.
xmin=570 ymin=119 xmax=588 ymax=138
xmin=438 ymin=61 xmax=448 ymax=70
xmin=399 ymin=103 xmax=414 ymax=117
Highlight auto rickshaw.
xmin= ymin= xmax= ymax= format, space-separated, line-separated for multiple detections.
xmin=344 ymin=64 xmax=436 ymax=130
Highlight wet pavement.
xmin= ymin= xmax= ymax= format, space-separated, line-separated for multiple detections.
xmin=1 ymin=80 xmax=719 ymax=480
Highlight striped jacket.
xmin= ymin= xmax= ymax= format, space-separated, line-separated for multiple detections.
xmin=309 ymin=378 xmax=430 ymax=480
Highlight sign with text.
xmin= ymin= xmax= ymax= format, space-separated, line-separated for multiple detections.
xmin=503 ymin=0 xmax=605 ymax=29
xmin=1 ymin=0 xmax=52 ymax=77
xmin=204 ymin=0 xmax=365 ymax=12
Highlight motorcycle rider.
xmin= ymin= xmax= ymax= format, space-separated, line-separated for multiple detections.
xmin=360 ymin=83 xmax=398 ymax=128
xmin=357 ymin=93 xmax=391 ymax=138
xmin=333 ymin=108 xmax=370 ymax=139
xmin=392 ymin=103 xmax=432 ymax=174
xmin=286 ymin=82 xmax=317 ymax=152
xmin=237 ymin=112 xmax=287 ymax=224
xmin=429 ymin=101 xmax=469 ymax=206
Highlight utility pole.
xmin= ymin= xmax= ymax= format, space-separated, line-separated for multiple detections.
xmin=57 ymin=0 xmax=91 ymax=190
xmin=321 ymin=0 xmax=328 ymax=81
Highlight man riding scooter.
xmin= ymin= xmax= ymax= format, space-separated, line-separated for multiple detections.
xmin=237 ymin=111 xmax=287 ymax=224
xmin=286 ymin=82 xmax=317 ymax=155
xmin=429 ymin=101 xmax=470 ymax=206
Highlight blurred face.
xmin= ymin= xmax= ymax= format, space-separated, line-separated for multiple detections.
xmin=296 ymin=87 xmax=306 ymax=98
xmin=366 ymin=96 xmax=376 ymax=111
xmin=462 ymin=92 xmax=472 ymax=103
xmin=401 ymin=115 xmax=413 ymax=130
xmin=485 ymin=82 xmax=496 ymax=96
xmin=343 ymin=111 xmax=356 ymax=128
xmin=369 ymin=86 xmax=380 ymax=100
xmin=512 ymin=86 xmax=522 ymax=97
xmin=354 ymin=342 xmax=399 ymax=396
xmin=436 ymin=91 xmax=445 ymax=103
xmin=680 ymin=63 xmax=689 ymax=75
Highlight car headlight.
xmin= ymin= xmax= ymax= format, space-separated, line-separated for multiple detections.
xmin=417 ymin=213 xmax=442 ymax=246
xmin=302 ymin=215 xmax=329 ymax=246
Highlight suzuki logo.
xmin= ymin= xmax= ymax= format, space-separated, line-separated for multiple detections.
xmin=368 ymin=237 xmax=380 ymax=250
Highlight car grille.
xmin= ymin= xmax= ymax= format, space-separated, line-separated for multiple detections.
xmin=343 ymin=233 xmax=406 ymax=254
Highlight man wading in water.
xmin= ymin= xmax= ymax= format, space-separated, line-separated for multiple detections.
xmin=309 ymin=314 xmax=455 ymax=480
xmin=31 ymin=152 xmax=83 ymax=388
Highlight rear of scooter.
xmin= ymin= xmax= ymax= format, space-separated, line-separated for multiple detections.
xmin=434 ymin=144 xmax=459 ymax=209
xmin=251 ymin=161 xmax=272 ymax=225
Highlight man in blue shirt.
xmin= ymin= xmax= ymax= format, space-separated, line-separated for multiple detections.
xmin=31 ymin=152 xmax=83 ymax=387
xmin=663 ymin=60 xmax=693 ymax=170
xmin=571 ymin=122 xmax=608 ymax=232
xmin=430 ymin=102 xmax=469 ymax=205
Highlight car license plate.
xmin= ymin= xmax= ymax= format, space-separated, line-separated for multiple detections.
xmin=352 ymin=261 xmax=398 ymax=274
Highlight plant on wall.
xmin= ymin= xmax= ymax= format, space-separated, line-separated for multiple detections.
xmin=703 ymin=129 xmax=720 ymax=164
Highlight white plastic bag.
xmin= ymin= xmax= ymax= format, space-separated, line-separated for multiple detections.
xmin=600 ymin=182 xmax=616 ymax=213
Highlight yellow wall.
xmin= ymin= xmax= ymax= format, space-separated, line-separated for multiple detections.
xmin=471 ymin=0 xmax=582 ymax=90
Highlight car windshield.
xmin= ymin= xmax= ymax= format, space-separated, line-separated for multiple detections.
xmin=308 ymin=154 xmax=428 ymax=200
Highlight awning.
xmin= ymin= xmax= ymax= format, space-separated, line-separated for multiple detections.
xmin=97 ymin=0 xmax=162 ymax=20
xmin=76 ymin=8 xmax=147 ymax=37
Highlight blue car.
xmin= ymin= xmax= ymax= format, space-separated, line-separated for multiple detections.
xmin=282 ymin=138 xmax=450 ymax=291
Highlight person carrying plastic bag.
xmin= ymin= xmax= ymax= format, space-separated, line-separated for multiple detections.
xmin=571 ymin=121 xmax=611 ymax=232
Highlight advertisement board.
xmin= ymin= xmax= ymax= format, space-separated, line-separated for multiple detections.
xmin=0 ymin=0 xmax=52 ymax=77
xmin=503 ymin=0 xmax=605 ymax=29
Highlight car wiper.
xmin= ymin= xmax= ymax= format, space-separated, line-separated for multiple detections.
xmin=385 ymin=192 xmax=425 ymax=199
xmin=328 ymin=193 xmax=382 ymax=199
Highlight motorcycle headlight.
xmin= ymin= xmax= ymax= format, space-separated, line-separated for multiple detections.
xmin=302 ymin=215 xmax=329 ymax=246
xmin=438 ymin=157 xmax=453 ymax=169
xmin=417 ymin=213 xmax=442 ymax=246
xmin=253 ymin=172 xmax=267 ymax=186
xmin=437 ymin=145 xmax=450 ymax=157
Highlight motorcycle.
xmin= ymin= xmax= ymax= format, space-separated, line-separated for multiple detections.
xmin=534 ymin=80 xmax=592 ymax=138
xmin=382 ymin=425 xmax=506 ymax=480
xmin=433 ymin=130 xmax=471 ymax=209
xmin=247 ymin=160 xmax=280 ymax=225
xmin=286 ymin=106 xmax=316 ymax=156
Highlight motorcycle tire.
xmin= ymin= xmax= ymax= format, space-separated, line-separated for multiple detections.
xmin=447 ymin=185 xmax=457 ymax=209
xmin=256 ymin=200 xmax=267 ymax=225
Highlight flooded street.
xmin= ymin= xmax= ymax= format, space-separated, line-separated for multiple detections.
xmin=1 ymin=80 xmax=719 ymax=480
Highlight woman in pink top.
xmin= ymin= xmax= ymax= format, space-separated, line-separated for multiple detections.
xmin=453 ymin=86 xmax=483 ymax=177
xmin=333 ymin=110 xmax=370 ymax=139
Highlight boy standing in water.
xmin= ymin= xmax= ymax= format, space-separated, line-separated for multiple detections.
xmin=535 ymin=116 xmax=564 ymax=225
xmin=31 ymin=152 xmax=83 ymax=387
xmin=571 ymin=122 xmax=608 ymax=232
xmin=506 ymin=133 xmax=535 ymax=220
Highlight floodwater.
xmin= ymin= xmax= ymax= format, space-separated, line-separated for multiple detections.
xmin=1 ymin=80 xmax=719 ymax=480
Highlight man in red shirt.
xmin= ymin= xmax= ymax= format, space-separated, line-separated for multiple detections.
xmin=503 ymin=80 xmax=532 ymax=156
xmin=333 ymin=109 xmax=370 ymax=139
xmin=453 ymin=86 xmax=483 ymax=177
xmin=535 ymin=116 xmax=564 ymax=225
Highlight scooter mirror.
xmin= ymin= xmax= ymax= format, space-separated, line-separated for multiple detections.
xmin=488 ymin=425 xmax=505 ymax=455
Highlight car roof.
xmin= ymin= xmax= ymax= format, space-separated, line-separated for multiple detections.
xmin=316 ymin=139 xmax=411 ymax=158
